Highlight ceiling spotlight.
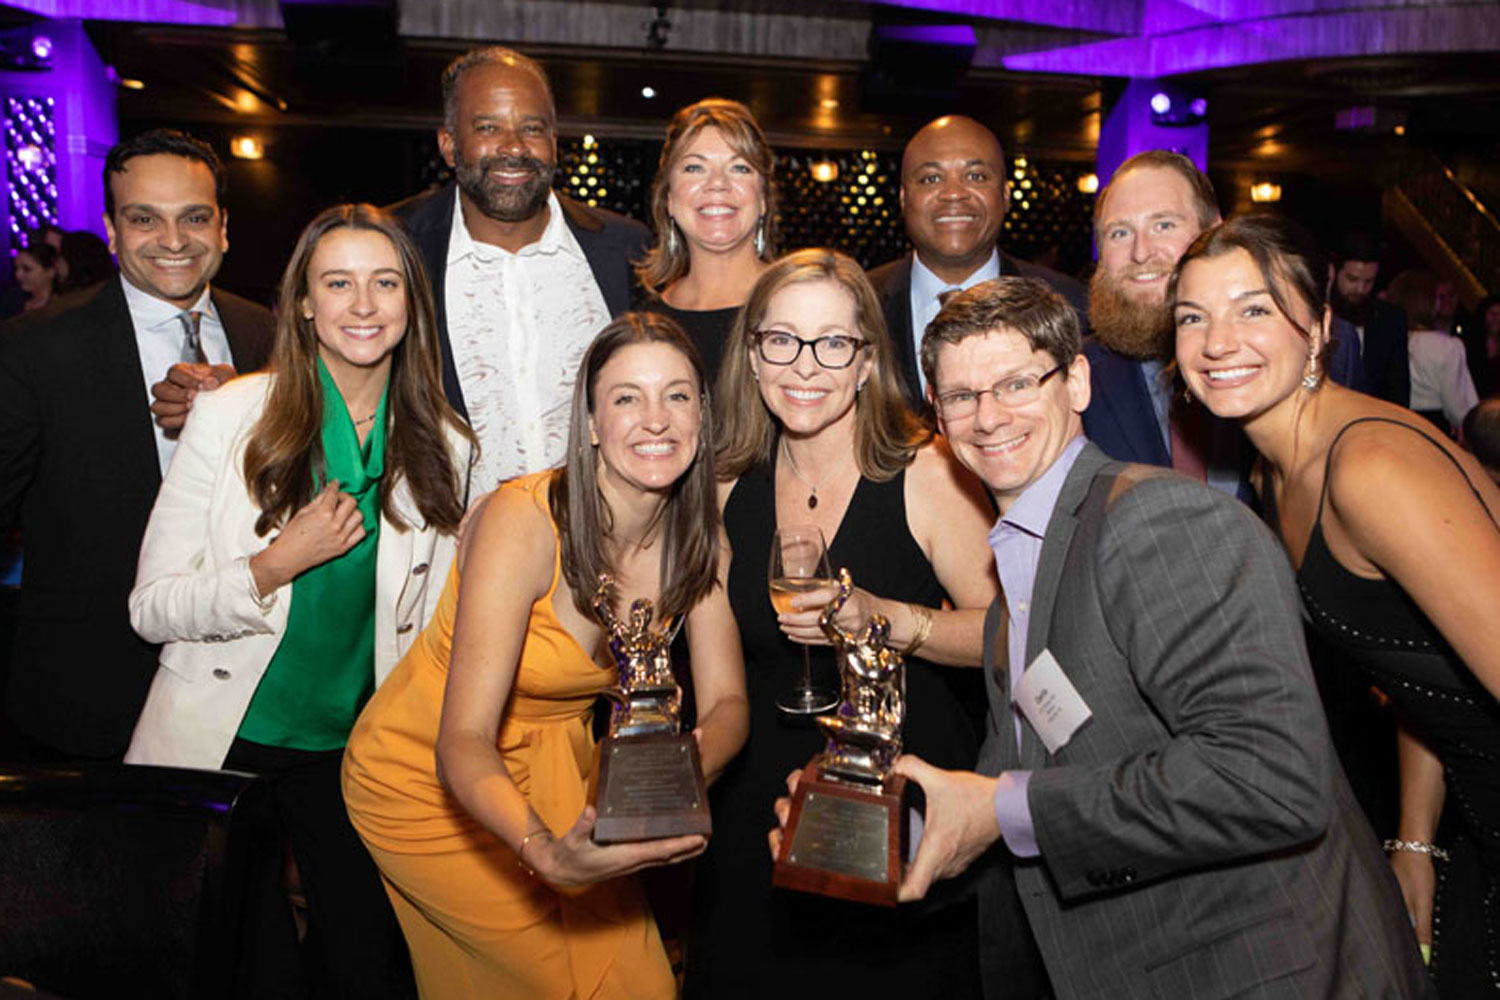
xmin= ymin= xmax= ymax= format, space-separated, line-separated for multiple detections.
xmin=1394 ymin=125 xmax=1406 ymax=136
xmin=810 ymin=160 xmax=839 ymax=183
xmin=31 ymin=36 xmax=53 ymax=61
xmin=1077 ymin=173 xmax=1099 ymax=194
xmin=1150 ymin=92 xmax=1172 ymax=115
xmin=1189 ymin=97 xmax=1208 ymax=118
xmin=1250 ymin=182 xmax=1282 ymax=203
xmin=120 ymin=77 xmax=145 ymax=90
xmin=641 ymin=85 xmax=656 ymax=99
xmin=819 ymin=98 xmax=839 ymax=110
xmin=229 ymin=135 xmax=264 ymax=160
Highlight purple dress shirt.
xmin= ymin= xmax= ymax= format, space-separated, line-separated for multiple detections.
xmin=988 ymin=434 xmax=1089 ymax=858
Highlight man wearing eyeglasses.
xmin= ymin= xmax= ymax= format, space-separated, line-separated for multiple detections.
xmin=879 ymin=277 xmax=1429 ymax=999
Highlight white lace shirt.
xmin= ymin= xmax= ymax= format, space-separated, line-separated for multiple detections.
xmin=445 ymin=189 xmax=611 ymax=492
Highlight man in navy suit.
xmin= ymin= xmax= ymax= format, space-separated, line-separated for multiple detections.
xmin=1081 ymin=151 xmax=1249 ymax=500
xmin=1329 ymin=230 xmax=1409 ymax=406
xmin=867 ymin=115 xmax=1087 ymax=411
xmin=0 ymin=130 xmax=273 ymax=760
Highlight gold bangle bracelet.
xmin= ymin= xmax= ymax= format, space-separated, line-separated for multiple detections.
xmin=518 ymin=828 xmax=549 ymax=876
xmin=901 ymin=604 xmax=934 ymax=657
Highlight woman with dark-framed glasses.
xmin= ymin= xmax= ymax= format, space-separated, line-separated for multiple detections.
xmin=684 ymin=248 xmax=996 ymax=998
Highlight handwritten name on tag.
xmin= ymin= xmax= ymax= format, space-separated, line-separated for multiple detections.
xmin=1015 ymin=649 xmax=1092 ymax=754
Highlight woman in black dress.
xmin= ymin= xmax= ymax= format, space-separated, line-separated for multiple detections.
xmin=635 ymin=99 xmax=776 ymax=380
xmin=684 ymin=248 xmax=998 ymax=998
xmin=1172 ymin=215 xmax=1500 ymax=995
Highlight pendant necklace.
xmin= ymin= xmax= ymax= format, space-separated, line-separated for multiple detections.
xmin=781 ymin=438 xmax=841 ymax=510
xmin=352 ymin=411 xmax=379 ymax=427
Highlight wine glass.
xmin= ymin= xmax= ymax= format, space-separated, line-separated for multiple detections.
xmin=769 ymin=525 xmax=839 ymax=715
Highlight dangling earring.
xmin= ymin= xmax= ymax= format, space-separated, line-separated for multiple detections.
xmin=666 ymin=218 xmax=681 ymax=257
xmin=1181 ymin=383 xmax=1193 ymax=405
xmin=1302 ymin=340 xmax=1322 ymax=390
xmin=754 ymin=216 xmax=766 ymax=258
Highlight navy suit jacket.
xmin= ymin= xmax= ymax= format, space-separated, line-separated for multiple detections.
xmin=389 ymin=185 xmax=650 ymax=422
xmin=1081 ymin=339 xmax=1254 ymax=504
xmin=0 ymin=279 xmax=274 ymax=757
xmin=1359 ymin=299 xmax=1411 ymax=406
xmin=867 ymin=250 xmax=1088 ymax=411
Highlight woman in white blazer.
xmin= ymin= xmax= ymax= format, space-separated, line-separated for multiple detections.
xmin=126 ymin=204 xmax=474 ymax=999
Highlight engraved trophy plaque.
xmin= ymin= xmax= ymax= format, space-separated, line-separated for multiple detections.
xmin=772 ymin=568 xmax=908 ymax=907
xmin=590 ymin=574 xmax=711 ymax=844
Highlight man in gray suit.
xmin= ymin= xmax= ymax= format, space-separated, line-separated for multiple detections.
xmin=891 ymin=277 xmax=1430 ymax=999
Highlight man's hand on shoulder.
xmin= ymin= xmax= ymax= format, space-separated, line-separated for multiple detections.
xmin=151 ymin=362 xmax=236 ymax=431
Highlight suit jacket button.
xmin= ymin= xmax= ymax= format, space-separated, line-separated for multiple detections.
xmin=212 ymin=668 xmax=231 ymax=680
xmin=411 ymin=563 xmax=429 ymax=576
xmin=396 ymin=623 xmax=414 ymax=634
xmin=1121 ymin=867 xmax=1137 ymax=883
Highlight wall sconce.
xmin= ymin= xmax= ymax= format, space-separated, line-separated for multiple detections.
xmin=1250 ymin=182 xmax=1282 ymax=203
xmin=1077 ymin=173 xmax=1099 ymax=194
xmin=810 ymin=160 xmax=839 ymax=183
xmin=229 ymin=135 xmax=264 ymax=160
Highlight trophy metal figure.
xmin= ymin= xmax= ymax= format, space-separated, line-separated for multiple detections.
xmin=590 ymin=574 xmax=711 ymax=844
xmin=772 ymin=567 xmax=908 ymax=906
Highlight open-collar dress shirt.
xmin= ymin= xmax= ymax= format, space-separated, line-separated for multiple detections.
xmin=987 ymin=433 xmax=1088 ymax=857
xmin=445 ymin=188 xmax=610 ymax=492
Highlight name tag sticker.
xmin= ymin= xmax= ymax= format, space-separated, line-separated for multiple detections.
xmin=1015 ymin=649 xmax=1092 ymax=753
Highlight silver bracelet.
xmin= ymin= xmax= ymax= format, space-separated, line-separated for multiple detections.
xmin=1382 ymin=839 xmax=1451 ymax=862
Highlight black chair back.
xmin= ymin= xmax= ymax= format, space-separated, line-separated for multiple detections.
xmin=0 ymin=764 xmax=266 ymax=1000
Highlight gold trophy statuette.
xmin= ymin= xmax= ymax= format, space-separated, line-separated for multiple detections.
xmin=772 ymin=567 xmax=908 ymax=906
xmin=590 ymin=574 xmax=711 ymax=844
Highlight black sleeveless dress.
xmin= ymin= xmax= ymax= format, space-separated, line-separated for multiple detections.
xmin=683 ymin=461 xmax=983 ymax=999
xmin=1297 ymin=417 xmax=1500 ymax=995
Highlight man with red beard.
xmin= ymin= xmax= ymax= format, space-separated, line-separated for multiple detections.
xmin=390 ymin=46 xmax=649 ymax=492
xmin=1080 ymin=151 xmax=1251 ymax=499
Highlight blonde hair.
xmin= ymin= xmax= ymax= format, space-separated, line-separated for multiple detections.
xmin=715 ymin=248 xmax=929 ymax=481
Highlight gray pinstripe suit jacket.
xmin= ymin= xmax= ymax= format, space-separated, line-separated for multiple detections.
xmin=975 ymin=441 xmax=1431 ymax=1000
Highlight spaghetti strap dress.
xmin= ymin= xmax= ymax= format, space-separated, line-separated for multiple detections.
xmin=683 ymin=460 xmax=983 ymax=999
xmin=342 ymin=470 xmax=675 ymax=1000
xmin=1297 ymin=416 xmax=1500 ymax=996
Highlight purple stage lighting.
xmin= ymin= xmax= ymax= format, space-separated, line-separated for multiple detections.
xmin=31 ymin=35 xmax=52 ymax=60
xmin=1150 ymin=92 xmax=1171 ymax=115
xmin=1189 ymin=97 xmax=1208 ymax=118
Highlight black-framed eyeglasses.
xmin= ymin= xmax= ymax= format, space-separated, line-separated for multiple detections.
xmin=753 ymin=329 xmax=870 ymax=370
xmin=934 ymin=363 xmax=1066 ymax=419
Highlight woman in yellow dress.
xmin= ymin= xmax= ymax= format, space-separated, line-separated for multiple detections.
xmin=343 ymin=312 xmax=748 ymax=999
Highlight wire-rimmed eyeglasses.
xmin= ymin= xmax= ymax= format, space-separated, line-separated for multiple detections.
xmin=753 ymin=329 xmax=870 ymax=370
xmin=933 ymin=363 xmax=1066 ymax=419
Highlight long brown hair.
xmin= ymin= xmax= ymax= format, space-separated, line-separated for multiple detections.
xmin=549 ymin=313 xmax=721 ymax=623
xmin=635 ymin=98 xmax=779 ymax=296
xmin=244 ymin=204 xmax=476 ymax=536
xmin=716 ymin=248 xmax=929 ymax=480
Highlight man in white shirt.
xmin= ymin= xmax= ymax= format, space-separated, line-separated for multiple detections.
xmin=0 ymin=129 xmax=273 ymax=760
xmin=867 ymin=114 xmax=1087 ymax=408
xmin=391 ymin=46 xmax=649 ymax=491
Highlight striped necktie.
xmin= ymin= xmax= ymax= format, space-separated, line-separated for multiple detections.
xmin=178 ymin=310 xmax=207 ymax=365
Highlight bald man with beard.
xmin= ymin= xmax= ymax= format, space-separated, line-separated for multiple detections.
xmin=868 ymin=115 xmax=1087 ymax=411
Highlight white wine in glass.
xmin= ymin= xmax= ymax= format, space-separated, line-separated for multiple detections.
xmin=768 ymin=526 xmax=839 ymax=715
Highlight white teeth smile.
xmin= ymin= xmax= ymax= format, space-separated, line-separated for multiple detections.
xmin=785 ymin=388 xmax=829 ymax=402
xmin=343 ymin=326 xmax=382 ymax=338
xmin=633 ymin=442 xmax=676 ymax=455
xmin=152 ymin=258 xmax=196 ymax=268
xmin=699 ymin=206 xmax=734 ymax=216
xmin=1207 ymin=367 xmax=1258 ymax=381
xmin=979 ymin=433 xmax=1028 ymax=454
xmin=1129 ymin=272 xmax=1164 ymax=282
xmin=935 ymin=214 xmax=976 ymax=223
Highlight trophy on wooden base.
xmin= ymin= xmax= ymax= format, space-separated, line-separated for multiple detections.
xmin=590 ymin=574 xmax=711 ymax=844
xmin=772 ymin=567 xmax=908 ymax=907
